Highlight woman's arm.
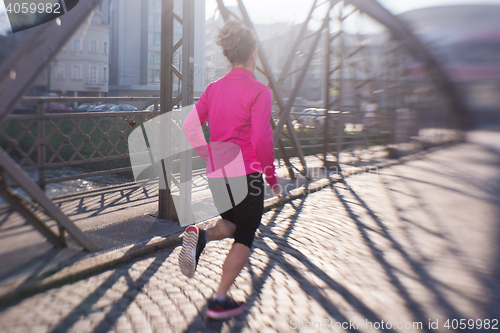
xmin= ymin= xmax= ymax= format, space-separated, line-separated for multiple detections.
xmin=183 ymin=105 xmax=211 ymax=164
xmin=251 ymin=87 xmax=278 ymax=189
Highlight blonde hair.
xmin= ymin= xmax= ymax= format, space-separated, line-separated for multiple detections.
xmin=216 ymin=20 xmax=257 ymax=66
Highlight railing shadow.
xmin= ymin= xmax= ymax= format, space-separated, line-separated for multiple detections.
xmin=379 ymin=145 xmax=500 ymax=320
xmin=183 ymin=187 xmax=396 ymax=332
xmin=48 ymin=246 xmax=173 ymax=333
xmin=0 ymin=182 xmax=159 ymax=240
xmin=485 ymin=144 xmax=500 ymax=319
xmin=332 ymin=144 xmax=500 ymax=331
xmin=183 ymin=201 xmax=306 ymax=333
xmin=0 ymin=243 xmax=84 ymax=286
xmin=382 ymin=166 xmax=493 ymax=295
xmin=329 ymin=180 xmax=433 ymax=331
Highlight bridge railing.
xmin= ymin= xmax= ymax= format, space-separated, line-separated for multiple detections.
xmin=1 ymin=93 xmax=461 ymax=192
xmin=1 ymin=97 xmax=161 ymax=189
xmin=0 ymin=0 xmax=467 ymax=250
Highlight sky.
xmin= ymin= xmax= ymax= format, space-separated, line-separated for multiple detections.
xmin=1 ymin=0 xmax=499 ymax=35
xmin=205 ymin=0 xmax=500 ymax=23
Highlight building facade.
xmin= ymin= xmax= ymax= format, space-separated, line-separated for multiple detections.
xmin=49 ymin=2 xmax=111 ymax=101
xmin=108 ymin=0 xmax=206 ymax=107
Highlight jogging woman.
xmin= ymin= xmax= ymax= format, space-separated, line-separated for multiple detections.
xmin=178 ymin=20 xmax=280 ymax=320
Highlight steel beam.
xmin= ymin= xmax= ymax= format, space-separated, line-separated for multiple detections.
xmin=179 ymin=0 xmax=195 ymax=224
xmin=322 ymin=1 xmax=332 ymax=163
xmin=36 ymin=102 xmax=46 ymax=190
xmin=276 ymin=0 xmax=318 ymax=85
xmin=272 ymin=6 xmax=334 ymax=144
xmin=158 ymin=0 xmax=195 ymax=221
xmin=158 ymin=0 xmax=177 ymax=221
xmin=345 ymin=0 xmax=466 ymax=130
xmin=0 ymin=169 xmax=63 ymax=247
xmin=0 ymin=0 xmax=103 ymax=124
xmin=181 ymin=0 xmax=195 ymax=110
xmin=0 ymin=0 xmax=103 ymax=251
xmin=0 ymin=148 xmax=99 ymax=251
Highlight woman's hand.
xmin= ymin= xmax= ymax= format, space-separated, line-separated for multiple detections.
xmin=272 ymin=183 xmax=283 ymax=199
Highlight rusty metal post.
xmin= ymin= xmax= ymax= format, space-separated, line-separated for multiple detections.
xmin=182 ymin=0 xmax=195 ymax=109
xmin=179 ymin=0 xmax=195 ymax=224
xmin=37 ymin=100 xmax=66 ymax=239
xmin=322 ymin=4 xmax=332 ymax=164
xmin=158 ymin=0 xmax=177 ymax=221
xmin=36 ymin=102 xmax=46 ymax=191
xmin=336 ymin=3 xmax=345 ymax=160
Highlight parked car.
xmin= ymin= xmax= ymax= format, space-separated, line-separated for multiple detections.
xmin=145 ymin=104 xmax=180 ymax=111
xmin=316 ymin=109 xmax=337 ymax=126
xmin=76 ymin=104 xmax=96 ymax=112
xmin=145 ymin=104 xmax=161 ymax=111
xmin=44 ymin=103 xmax=73 ymax=113
xmin=296 ymin=108 xmax=336 ymax=127
xmin=110 ymin=104 xmax=138 ymax=111
xmin=88 ymin=104 xmax=115 ymax=112
xmin=297 ymin=108 xmax=321 ymax=127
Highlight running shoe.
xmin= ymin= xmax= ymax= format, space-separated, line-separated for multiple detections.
xmin=179 ymin=225 xmax=206 ymax=278
xmin=207 ymin=297 xmax=245 ymax=320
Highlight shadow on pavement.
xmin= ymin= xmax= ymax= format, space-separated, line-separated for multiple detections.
xmin=49 ymin=246 xmax=174 ymax=333
xmin=329 ymin=139 xmax=500 ymax=333
xmin=184 ymin=190 xmax=396 ymax=333
xmin=384 ymin=143 xmax=500 ymax=320
xmin=477 ymin=145 xmax=500 ymax=319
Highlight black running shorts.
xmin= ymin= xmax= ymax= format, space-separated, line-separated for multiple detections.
xmin=208 ymin=172 xmax=264 ymax=248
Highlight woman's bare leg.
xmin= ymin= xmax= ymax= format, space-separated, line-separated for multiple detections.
xmin=205 ymin=219 xmax=236 ymax=241
xmin=215 ymin=243 xmax=250 ymax=298
xmin=204 ymin=219 xmax=252 ymax=298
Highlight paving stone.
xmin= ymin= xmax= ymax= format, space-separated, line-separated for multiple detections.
xmin=1 ymin=140 xmax=499 ymax=332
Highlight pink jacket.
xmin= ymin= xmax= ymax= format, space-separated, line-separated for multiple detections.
xmin=183 ymin=68 xmax=278 ymax=189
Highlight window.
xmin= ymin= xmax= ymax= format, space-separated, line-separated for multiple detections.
xmin=155 ymin=13 xmax=161 ymax=27
xmin=154 ymin=0 xmax=161 ymax=8
xmin=72 ymin=38 xmax=81 ymax=52
xmin=72 ymin=65 xmax=82 ymax=80
xmin=148 ymin=51 xmax=154 ymax=64
xmin=90 ymin=39 xmax=98 ymax=53
xmin=155 ymin=51 xmax=161 ymax=65
xmin=154 ymin=69 xmax=160 ymax=84
xmin=147 ymin=69 xmax=154 ymax=84
xmin=148 ymin=32 xmax=154 ymax=45
xmin=89 ymin=65 xmax=98 ymax=84
xmin=148 ymin=13 xmax=154 ymax=26
xmin=56 ymin=65 xmax=65 ymax=79
xmin=148 ymin=0 xmax=154 ymax=7
xmin=103 ymin=41 xmax=108 ymax=55
xmin=154 ymin=33 xmax=161 ymax=45
xmin=103 ymin=67 xmax=108 ymax=82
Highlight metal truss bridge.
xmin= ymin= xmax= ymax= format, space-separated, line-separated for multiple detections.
xmin=0 ymin=0 xmax=464 ymax=251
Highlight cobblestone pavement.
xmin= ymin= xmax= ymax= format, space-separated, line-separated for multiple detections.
xmin=0 ymin=131 xmax=499 ymax=332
